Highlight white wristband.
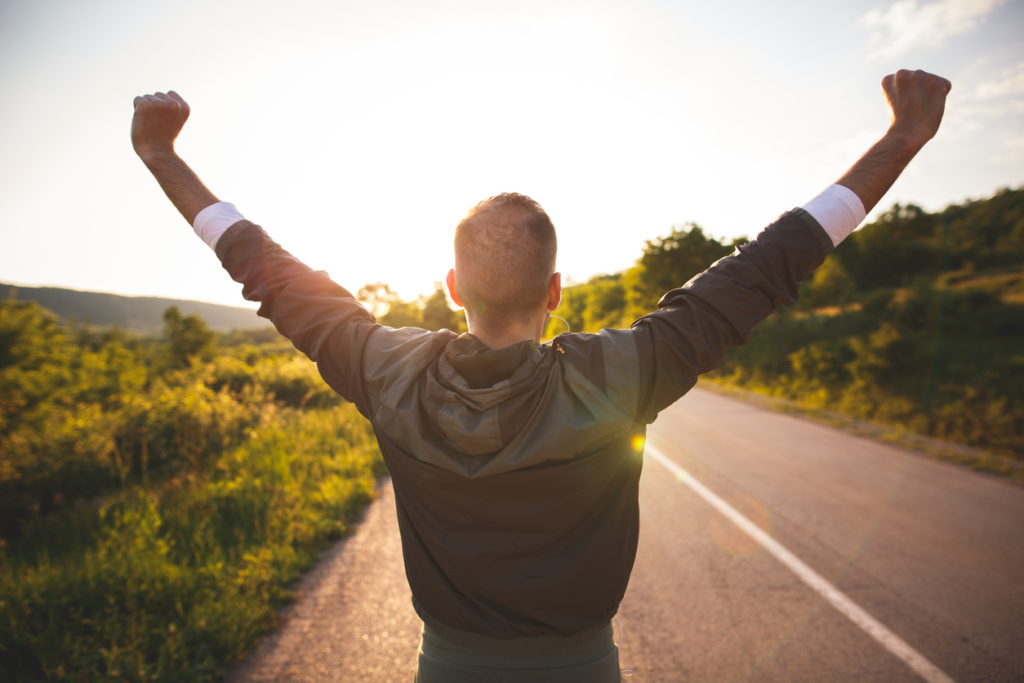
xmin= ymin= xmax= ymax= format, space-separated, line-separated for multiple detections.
xmin=802 ymin=185 xmax=866 ymax=247
xmin=193 ymin=202 xmax=246 ymax=249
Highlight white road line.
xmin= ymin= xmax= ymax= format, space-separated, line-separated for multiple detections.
xmin=645 ymin=444 xmax=955 ymax=683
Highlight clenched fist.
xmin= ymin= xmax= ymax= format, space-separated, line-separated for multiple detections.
xmin=882 ymin=70 xmax=951 ymax=149
xmin=131 ymin=91 xmax=190 ymax=161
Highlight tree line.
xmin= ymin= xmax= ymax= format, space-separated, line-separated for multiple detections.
xmin=553 ymin=187 xmax=1024 ymax=461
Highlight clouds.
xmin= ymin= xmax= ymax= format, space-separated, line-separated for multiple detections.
xmin=862 ymin=0 xmax=1006 ymax=58
xmin=950 ymin=61 xmax=1024 ymax=131
xmin=975 ymin=60 xmax=1024 ymax=101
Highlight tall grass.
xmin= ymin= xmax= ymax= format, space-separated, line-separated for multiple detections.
xmin=0 ymin=302 xmax=384 ymax=681
xmin=1 ymin=404 xmax=382 ymax=682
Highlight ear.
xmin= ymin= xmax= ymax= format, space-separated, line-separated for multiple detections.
xmin=446 ymin=268 xmax=464 ymax=307
xmin=546 ymin=272 xmax=562 ymax=312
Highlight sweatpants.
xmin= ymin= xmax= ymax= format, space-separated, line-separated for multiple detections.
xmin=414 ymin=619 xmax=621 ymax=682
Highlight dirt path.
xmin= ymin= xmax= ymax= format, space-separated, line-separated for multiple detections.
xmin=226 ymin=481 xmax=419 ymax=681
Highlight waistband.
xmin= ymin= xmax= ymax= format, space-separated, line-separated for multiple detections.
xmin=414 ymin=598 xmax=615 ymax=659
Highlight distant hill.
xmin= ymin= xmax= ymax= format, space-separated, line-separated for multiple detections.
xmin=0 ymin=283 xmax=271 ymax=334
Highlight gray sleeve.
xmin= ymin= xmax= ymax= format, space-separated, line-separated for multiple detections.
xmin=215 ymin=221 xmax=381 ymax=414
xmin=630 ymin=208 xmax=833 ymax=423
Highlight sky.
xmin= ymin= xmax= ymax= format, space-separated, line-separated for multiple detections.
xmin=1 ymin=0 xmax=1022 ymax=309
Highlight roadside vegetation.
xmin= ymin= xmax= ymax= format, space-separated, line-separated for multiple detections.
xmin=0 ymin=278 xmax=467 ymax=682
xmin=2 ymin=187 xmax=1019 ymax=680
xmin=0 ymin=303 xmax=388 ymax=681
xmin=551 ymin=187 xmax=1024 ymax=466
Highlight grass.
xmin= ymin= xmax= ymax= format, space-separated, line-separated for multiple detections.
xmin=698 ymin=379 xmax=1024 ymax=485
xmin=0 ymin=404 xmax=383 ymax=682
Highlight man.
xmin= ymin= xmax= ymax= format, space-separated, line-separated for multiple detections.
xmin=132 ymin=70 xmax=950 ymax=682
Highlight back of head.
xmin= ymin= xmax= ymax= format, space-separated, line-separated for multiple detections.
xmin=453 ymin=193 xmax=558 ymax=334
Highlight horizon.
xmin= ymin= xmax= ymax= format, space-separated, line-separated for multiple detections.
xmin=3 ymin=181 xmax=1021 ymax=312
xmin=2 ymin=0 xmax=1022 ymax=308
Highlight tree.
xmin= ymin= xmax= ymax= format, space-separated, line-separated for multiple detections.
xmin=834 ymin=203 xmax=939 ymax=289
xmin=552 ymin=279 xmax=589 ymax=334
xmin=0 ymin=301 xmax=75 ymax=435
xmin=420 ymin=284 xmax=464 ymax=332
xmin=162 ymin=307 xmax=214 ymax=367
xmin=801 ymin=256 xmax=855 ymax=308
xmin=583 ymin=276 xmax=627 ymax=331
xmin=357 ymin=282 xmax=400 ymax=318
xmin=358 ymin=282 xmax=465 ymax=332
xmin=624 ymin=224 xmax=735 ymax=318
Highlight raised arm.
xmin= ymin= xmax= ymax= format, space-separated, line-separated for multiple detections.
xmin=130 ymin=90 xmax=388 ymax=416
xmin=131 ymin=91 xmax=219 ymax=224
xmin=630 ymin=69 xmax=950 ymax=422
xmin=836 ymin=69 xmax=951 ymax=214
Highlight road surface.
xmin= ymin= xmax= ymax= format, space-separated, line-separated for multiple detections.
xmin=227 ymin=387 xmax=1024 ymax=681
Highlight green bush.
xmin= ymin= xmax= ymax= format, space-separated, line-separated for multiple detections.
xmin=1 ymin=405 xmax=381 ymax=682
xmin=0 ymin=302 xmax=384 ymax=681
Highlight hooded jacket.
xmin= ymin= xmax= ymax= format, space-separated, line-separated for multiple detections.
xmin=214 ymin=208 xmax=833 ymax=638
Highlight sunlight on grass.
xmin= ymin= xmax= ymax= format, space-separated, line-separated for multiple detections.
xmin=0 ymin=302 xmax=383 ymax=681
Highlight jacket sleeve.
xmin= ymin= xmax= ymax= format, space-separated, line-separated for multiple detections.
xmin=630 ymin=208 xmax=833 ymax=423
xmin=214 ymin=220 xmax=380 ymax=413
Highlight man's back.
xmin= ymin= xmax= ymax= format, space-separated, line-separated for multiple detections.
xmin=210 ymin=208 xmax=832 ymax=639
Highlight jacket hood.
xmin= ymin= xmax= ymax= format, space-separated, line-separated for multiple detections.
xmin=423 ymin=335 xmax=552 ymax=456
xmin=367 ymin=328 xmax=639 ymax=478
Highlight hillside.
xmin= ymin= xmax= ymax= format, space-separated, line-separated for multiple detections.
xmin=0 ymin=282 xmax=270 ymax=334
xmin=0 ymin=299 xmax=381 ymax=681
xmin=551 ymin=186 xmax=1024 ymax=461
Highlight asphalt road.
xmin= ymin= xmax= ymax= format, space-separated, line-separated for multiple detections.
xmin=227 ymin=387 xmax=1024 ymax=681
